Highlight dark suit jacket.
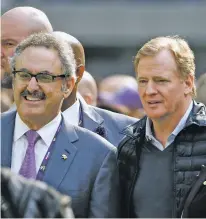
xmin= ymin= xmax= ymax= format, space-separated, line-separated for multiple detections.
xmin=78 ymin=95 xmax=138 ymax=146
xmin=182 ymin=165 xmax=206 ymax=218
xmin=1 ymin=110 xmax=119 ymax=218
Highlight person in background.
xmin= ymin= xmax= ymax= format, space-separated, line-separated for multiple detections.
xmin=98 ymin=74 xmax=138 ymax=95
xmin=97 ymin=102 xmax=131 ymax=115
xmin=1 ymin=33 xmax=119 ymax=218
xmin=118 ymin=36 xmax=206 ymax=218
xmin=1 ymin=168 xmax=74 ymax=218
xmin=98 ymin=74 xmax=144 ymax=118
xmin=52 ymin=31 xmax=137 ymax=147
xmin=196 ymin=73 xmax=206 ymax=105
xmin=98 ymin=86 xmax=145 ymax=119
xmin=1 ymin=6 xmax=53 ymax=108
xmin=77 ymin=71 xmax=98 ymax=106
xmin=1 ymin=90 xmax=13 ymax=113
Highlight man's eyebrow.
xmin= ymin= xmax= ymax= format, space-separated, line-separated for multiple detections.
xmin=15 ymin=68 xmax=52 ymax=75
xmin=153 ymin=76 xmax=170 ymax=80
xmin=1 ymin=39 xmax=18 ymax=44
xmin=137 ymin=76 xmax=147 ymax=80
xmin=38 ymin=70 xmax=52 ymax=74
xmin=15 ymin=68 xmax=30 ymax=72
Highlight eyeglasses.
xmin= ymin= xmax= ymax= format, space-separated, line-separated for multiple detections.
xmin=12 ymin=68 xmax=68 ymax=83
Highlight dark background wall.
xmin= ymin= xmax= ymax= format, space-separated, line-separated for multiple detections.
xmin=2 ymin=0 xmax=206 ymax=83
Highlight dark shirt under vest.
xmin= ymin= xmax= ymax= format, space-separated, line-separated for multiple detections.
xmin=133 ymin=142 xmax=173 ymax=218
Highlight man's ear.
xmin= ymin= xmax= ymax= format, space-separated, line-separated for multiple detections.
xmin=62 ymin=77 xmax=75 ymax=98
xmin=184 ymin=74 xmax=195 ymax=95
xmin=61 ymin=83 xmax=69 ymax=93
xmin=75 ymin=65 xmax=85 ymax=85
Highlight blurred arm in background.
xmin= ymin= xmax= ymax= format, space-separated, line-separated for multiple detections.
xmin=1 ymin=168 xmax=74 ymax=218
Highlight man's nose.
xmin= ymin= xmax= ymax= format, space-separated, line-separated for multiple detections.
xmin=27 ymin=77 xmax=39 ymax=92
xmin=145 ymin=81 xmax=158 ymax=95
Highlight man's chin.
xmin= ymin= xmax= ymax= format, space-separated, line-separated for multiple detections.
xmin=19 ymin=110 xmax=45 ymax=122
xmin=20 ymin=107 xmax=44 ymax=115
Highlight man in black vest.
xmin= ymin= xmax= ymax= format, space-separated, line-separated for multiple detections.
xmin=118 ymin=36 xmax=206 ymax=218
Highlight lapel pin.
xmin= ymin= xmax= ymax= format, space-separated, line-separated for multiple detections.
xmin=203 ymin=181 xmax=206 ymax=186
xmin=61 ymin=154 xmax=67 ymax=160
xmin=95 ymin=126 xmax=106 ymax=138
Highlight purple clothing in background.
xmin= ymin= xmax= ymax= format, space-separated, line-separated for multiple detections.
xmin=99 ymin=87 xmax=143 ymax=110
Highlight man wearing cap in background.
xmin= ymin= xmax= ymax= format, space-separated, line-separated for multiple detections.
xmin=98 ymin=86 xmax=145 ymax=119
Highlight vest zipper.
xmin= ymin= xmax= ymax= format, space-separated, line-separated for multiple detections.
xmin=127 ymin=130 xmax=144 ymax=217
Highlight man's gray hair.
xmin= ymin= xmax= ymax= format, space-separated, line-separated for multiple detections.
xmin=10 ymin=32 xmax=76 ymax=77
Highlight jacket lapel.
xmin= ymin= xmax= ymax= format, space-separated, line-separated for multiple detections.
xmin=42 ymin=117 xmax=78 ymax=189
xmin=1 ymin=111 xmax=16 ymax=168
xmin=78 ymin=95 xmax=104 ymax=132
xmin=79 ymin=94 xmax=126 ymax=141
xmin=182 ymin=166 xmax=206 ymax=217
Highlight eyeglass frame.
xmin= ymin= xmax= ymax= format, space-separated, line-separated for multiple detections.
xmin=12 ymin=68 xmax=69 ymax=83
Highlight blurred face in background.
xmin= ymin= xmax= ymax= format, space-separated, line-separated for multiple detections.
xmin=1 ymin=15 xmax=31 ymax=82
xmin=136 ymin=49 xmax=193 ymax=122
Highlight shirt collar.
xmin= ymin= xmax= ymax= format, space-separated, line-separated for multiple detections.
xmin=62 ymin=99 xmax=80 ymax=126
xmin=146 ymin=101 xmax=193 ymax=139
xmin=14 ymin=113 xmax=30 ymax=142
xmin=14 ymin=112 xmax=62 ymax=147
xmin=37 ymin=113 xmax=62 ymax=147
xmin=171 ymin=101 xmax=193 ymax=136
xmin=145 ymin=118 xmax=153 ymax=141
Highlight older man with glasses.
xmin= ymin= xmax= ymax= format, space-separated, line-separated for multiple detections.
xmin=1 ymin=32 xmax=119 ymax=218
